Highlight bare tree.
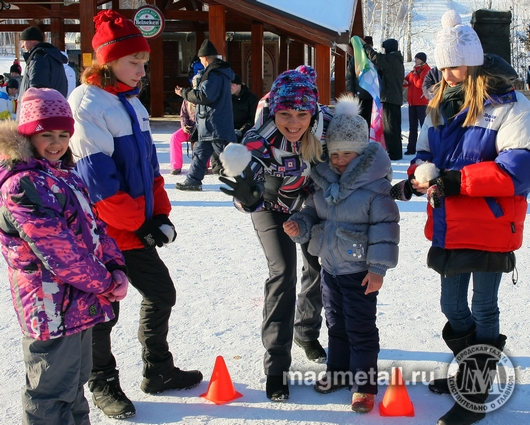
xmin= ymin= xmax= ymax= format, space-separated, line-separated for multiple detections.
xmin=405 ymin=0 xmax=414 ymax=62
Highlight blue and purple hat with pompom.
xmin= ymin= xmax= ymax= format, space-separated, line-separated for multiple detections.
xmin=268 ymin=70 xmax=319 ymax=117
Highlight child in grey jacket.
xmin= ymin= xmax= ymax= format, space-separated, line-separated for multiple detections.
xmin=284 ymin=95 xmax=400 ymax=413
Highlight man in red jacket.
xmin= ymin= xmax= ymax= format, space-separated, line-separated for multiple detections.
xmin=403 ymin=52 xmax=430 ymax=155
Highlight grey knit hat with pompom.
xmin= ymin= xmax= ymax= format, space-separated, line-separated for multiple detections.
xmin=326 ymin=95 xmax=369 ymax=155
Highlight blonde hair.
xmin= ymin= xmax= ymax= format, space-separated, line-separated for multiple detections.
xmin=428 ymin=66 xmax=513 ymax=127
xmin=300 ymin=128 xmax=323 ymax=163
xmin=81 ymin=51 xmax=150 ymax=90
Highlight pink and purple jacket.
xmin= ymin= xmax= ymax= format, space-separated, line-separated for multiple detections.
xmin=0 ymin=121 xmax=125 ymax=340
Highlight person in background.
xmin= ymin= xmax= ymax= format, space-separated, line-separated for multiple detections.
xmin=175 ymin=39 xmax=237 ymax=190
xmin=68 ymin=10 xmax=202 ymax=419
xmin=219 ymin=70 xmax=333 ymax=401
xmin=231 ymin=74 xmax=259 ymax=143
xmin=284 ymin=95 xmax=399 ymax=413
xmin=361 ymin=38 xmax=405 ymax=160
xmin=187 ymin=54 xmax=204 ymax=85
xmin=9 ymin=64 xmax=22 ymax=88
xmin=525 ymin=64 xmax=530 ymax=90
xmin=0 ymin=78 xmax=19 ymax=120
xmin=0 ymin=74 xmax=6 ymax=91
xmin=210 ymin=74 xmax=259 ymax=174
xmin=18 ymin=26 xmax=67 ymax=102
xmin=169 ymin=72 xmax=201 ymax=175
xmin=403 ymin=52 xmax=430 ymax=155
xmin=393 ymin=10 xmax=530 ymax=425
xmin=11 ymin=59 xmax=22 ymax=75
xmin=422 ymin=66 xmax=443 ymax=100
xmin=62 ymin=51 xmax=77 ymax=98
xmin=0 ymin=87 xmax=127 ymax=425
xmin=346 ymin=36 xmax=374 ymax=126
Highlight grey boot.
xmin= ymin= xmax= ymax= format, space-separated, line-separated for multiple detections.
xmin=429 ymin=322 xmax=476 ymax=395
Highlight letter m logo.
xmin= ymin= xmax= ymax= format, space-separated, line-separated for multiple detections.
xmin=459 ymin=358 xmax=498 ymax=395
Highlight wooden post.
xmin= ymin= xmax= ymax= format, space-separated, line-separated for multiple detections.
xmin=149 ymin=35 xmax=164 ymax=117
xmin=279 ymin=35 xmax=289 ymax=75
xmin=79 ymin=0 xmax=97 ymax=68
xmin=251 ymin=22 xmax=264 ymax=98
xmin=50 ymin=18 xmax=65 ymax=51
xmin=334 ymin=49 xmax=347 ymax=99
xmin=50 ymin=0 xmax=64 ymax=51
xmin=315 ymin=44 xmax=331 ymax=105
xmin=208 ymin=5 xmax=226 ymax=58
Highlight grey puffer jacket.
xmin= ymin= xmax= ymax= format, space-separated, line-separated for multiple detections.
xmin=289 ymin=142 xmax=400 ymax=276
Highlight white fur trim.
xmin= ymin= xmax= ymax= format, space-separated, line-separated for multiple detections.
xmin=219 ymin=143 xmax=252 ymax=177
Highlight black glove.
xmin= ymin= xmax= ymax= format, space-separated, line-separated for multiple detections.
xmin=153 ymin=214 xmax=177 ymax=242
xmin=219 ymin=165 xmax=262 ymax=209
xmin=408 ymin=173 xmax=425 ymax=197
xmin=429 ymin=170 xmax=461 ymax=197
xmin=135 ymin=219 xmax=168 ymax=248
xmin=390 ymin=179 xmax=412 ymax=201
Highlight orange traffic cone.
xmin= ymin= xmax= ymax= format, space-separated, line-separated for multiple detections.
xmin=379 ymin=367 xmax=415 ymax=416
xmin=200 ymin=356 xmax=243 ymax=405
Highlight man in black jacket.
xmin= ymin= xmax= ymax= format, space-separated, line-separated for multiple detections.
xmin=362 ymin=38 xmax=405 ymax=160
xmin=19 ymin=26 xmax=67 ymax=105
xmin=210 ymin=74 xmax=259 ymax=174
xmin=231 ymin=74 xmax=259 ymax=143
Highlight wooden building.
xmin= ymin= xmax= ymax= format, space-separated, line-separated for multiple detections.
xmin=0 ymin=0 xmax=364 ymax=117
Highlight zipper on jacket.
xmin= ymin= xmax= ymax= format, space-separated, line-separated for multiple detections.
xmin=329 ymin=204 xmax=338 ymax=278
xmin=59 ymin=286 xmax=74 ymax=336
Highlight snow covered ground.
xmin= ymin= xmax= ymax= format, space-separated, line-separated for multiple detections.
xmin=1 ymin=52 xmax=530 ymax=425
xmin=0 ymin=112 xmax=528 ymax=425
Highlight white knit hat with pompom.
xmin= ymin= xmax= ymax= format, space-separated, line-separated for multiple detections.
xmin=326 ymin=95 xmax=369 ymax=155
xmin=434 ymin=10 xmax=483 ymax=69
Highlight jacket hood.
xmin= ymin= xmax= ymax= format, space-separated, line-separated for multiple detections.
xmin=0 ymin=121 xmax=37 ymax=188
xmin=382 ymin=39 xmax=398 ymax=53
xmin=24 ymin=42 xmax=68 ymax=65
xmin=0 ymin=120 xmax=34 ymax=162
xmin=311 ymin=143 xmax=392 ymax=203
xmin=202 ymin=58 xmax=235 ymax=81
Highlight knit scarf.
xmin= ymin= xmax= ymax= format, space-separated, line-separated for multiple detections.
xmin=440 ymin=84 xmax=464 ymax=125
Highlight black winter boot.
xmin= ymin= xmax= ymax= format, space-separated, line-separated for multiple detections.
xmin=266 ymin=374 xmax=289 ymax=401
xmin=294 ymin=338 xmax=327 ymax=363
xmin=429 ymin=322 xmax=476 ymax=395
xmin=89 ymin=371 xmax=136 ymax=419
xmin=437 ymin=335 xmax=507 ymax=425
xmin=140 ymin=367 xmax=203 ymax=394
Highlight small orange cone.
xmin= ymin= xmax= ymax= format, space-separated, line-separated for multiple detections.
xmin=200 ymin=356 xmax=243 ymax=405
xmin=379 ymin=367 xmax=415 ymax=416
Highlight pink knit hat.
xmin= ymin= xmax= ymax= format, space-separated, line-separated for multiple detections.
xmin=18 ymin=88 xmax=75 ymax=137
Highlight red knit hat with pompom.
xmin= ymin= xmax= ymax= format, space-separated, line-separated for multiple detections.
xmin=92 ymin=10 xmax=150 ymax=64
